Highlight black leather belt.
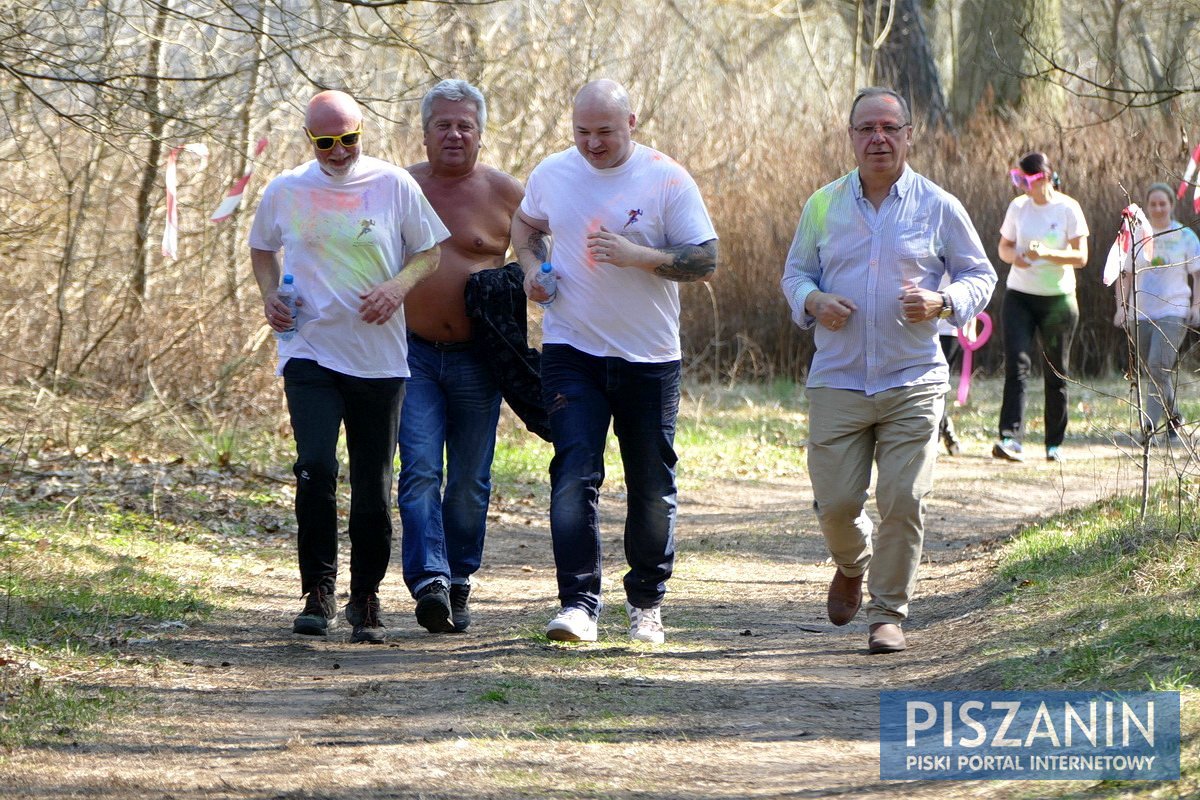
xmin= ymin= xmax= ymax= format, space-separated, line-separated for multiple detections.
xmin=408 ymin=331 xmax=474 ymax=352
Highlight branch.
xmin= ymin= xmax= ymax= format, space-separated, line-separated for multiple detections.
xmin=1013 ymin=27 xmax=1199 ymax=110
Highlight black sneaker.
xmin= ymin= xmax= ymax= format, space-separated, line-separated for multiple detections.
xmin=414 ymin=580 xmax=455 ymax=633
xmin=449 ymin=583 xmax=471 ymax=632
xmin=292 ymin=586 xmax=337 ymax=636
xmin=345 ymin=592 xmax=386 ymax=644
xmin=941 ymin=424 xmax=961 ymax=456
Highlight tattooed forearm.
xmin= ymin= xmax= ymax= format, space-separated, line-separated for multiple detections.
xmin=511 ymin=213 xmax=552 ymax=270
xmin=652 ymin=239 xmax=718 ymax=283
xmin=527 ymin=230 xmax=550 ymax=264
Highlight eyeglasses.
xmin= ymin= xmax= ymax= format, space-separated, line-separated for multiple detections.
xmin=306 ymin=128 xmax=362 ymax=151
xmin=1010 ymin=169 xmax=1045 ymax=190
xmin=850 ymin=123 xmax=910 ymax=139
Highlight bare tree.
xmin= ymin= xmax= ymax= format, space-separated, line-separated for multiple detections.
xmin=865 ymin=0 xmax=952 ymax=128
xmin=952 ymin=0 xmax=1067 ymax=120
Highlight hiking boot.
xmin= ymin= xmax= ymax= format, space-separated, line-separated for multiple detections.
xmin=449 ymin=582 xmax=471 ymax=633
xmin=414 ymin=580 xmax=455 ymax=634
xmin=345 ymin=592 xmax=386 ymax=644
xmin=546 ymin=607 xmax=598 ymax=643
xmin=625 ymin=601 xmax=665 ymax=644
xmin=292 ymin=586 xmax=337 ymax=636
xmin=992 ymin=437 xmax=1024 ymax=462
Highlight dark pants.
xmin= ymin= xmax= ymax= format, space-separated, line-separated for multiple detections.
xmin=541 ymin=344 xmax=681 ymax=616
xmin=939 ymin=334 xmax=962 ymax=372
xmin=283 ymin=358 xmax=405 ymax=597
xmin=998 ymin=289 xmax=1079 ymax=447
xmin=938 ymin=334 xmax=960 ymax=442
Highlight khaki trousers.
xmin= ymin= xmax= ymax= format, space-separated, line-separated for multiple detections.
xmin=806 ymin=384 xmax=943 ymax=625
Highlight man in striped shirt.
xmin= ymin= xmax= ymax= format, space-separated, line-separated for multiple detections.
xmin=780 ymin=87 xmax=996 ymax=654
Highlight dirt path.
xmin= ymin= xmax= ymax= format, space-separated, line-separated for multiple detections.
xmin=1 ymin=439 xmax=1155 ymax=799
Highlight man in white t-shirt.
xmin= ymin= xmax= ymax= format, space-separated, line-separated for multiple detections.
xmin=250 ymin=90 xmax=449 ymax=644
xmin=511 ymin=79 xmax=718 ymax=645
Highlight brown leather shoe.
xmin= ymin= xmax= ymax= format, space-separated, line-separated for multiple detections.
xmin=868 ymin=623 xmax=907 ymax=654
xmin=826 ymin=568 xmax=863 ymax=626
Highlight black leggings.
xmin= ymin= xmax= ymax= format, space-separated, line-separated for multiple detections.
xmin=998 ymin=289 xmax=1079 ymax=447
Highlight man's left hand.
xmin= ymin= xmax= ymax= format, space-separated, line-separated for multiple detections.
xmin=587 ymin=226 xmax=640 ymax=268
xmin=899 ymin=282 xmax=944 ymax=323
xmin=359 ymin=280 xmax=407 ymax=325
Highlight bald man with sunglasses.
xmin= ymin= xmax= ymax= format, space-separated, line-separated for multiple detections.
xmin=251 ymin=90 xmax=449 ymax=644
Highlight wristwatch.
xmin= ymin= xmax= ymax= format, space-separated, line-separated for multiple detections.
xmin=938 ymin=292 xmax=954 ymax=320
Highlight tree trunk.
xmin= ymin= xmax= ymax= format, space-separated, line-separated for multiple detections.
xmin=222 ymin=4 xmax=270 ymax=302
xmin=951 ymin=0 xmax=1066 ymax=121
xmin=868 ymin=0 xmax=952 ymax=129
xmin=132 ymin=1 xmax=172 ymax=301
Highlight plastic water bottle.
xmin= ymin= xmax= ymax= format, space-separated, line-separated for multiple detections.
xmin=276 ymin=274 xmax=297 ymax=341
xmin=534 ymin=262 xmax=557 ymax=307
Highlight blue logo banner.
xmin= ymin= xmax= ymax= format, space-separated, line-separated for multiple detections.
xmin=880 ymin=690 xmax=1180 ymax=780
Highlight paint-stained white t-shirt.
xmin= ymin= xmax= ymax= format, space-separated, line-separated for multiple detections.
xmin=521 ymin=144 xmax=717 ymax=363
xmin=249 ymin=156 xmax=449 ymax=378
xmin=1124 ymin=221 xmax=1200 ymax=320
xmin=1000 ymin=193 xmax=1089 ymax=296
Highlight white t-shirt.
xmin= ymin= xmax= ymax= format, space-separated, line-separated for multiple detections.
xmin=249 ymin=156 xmax=449 ymax=378
xmin=999 ymin=193 xmax=1089 ymax=296
xmin=1124 ymin=221 xmax=1200 ymax=320
xmin=520 ymin=143 xmax=717 ymax=362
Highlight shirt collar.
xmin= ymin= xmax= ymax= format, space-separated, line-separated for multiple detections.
xmin=851 ymin=164 xmax=913 ymax=200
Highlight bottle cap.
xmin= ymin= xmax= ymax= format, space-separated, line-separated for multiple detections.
xmin=283 ymin=274 xmax=295 ymax=284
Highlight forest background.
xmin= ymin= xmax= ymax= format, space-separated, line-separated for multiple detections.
xmin=2 ymin=0 xmax=1199 ymax=429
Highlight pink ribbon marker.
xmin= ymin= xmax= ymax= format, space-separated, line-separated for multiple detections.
xmin=955 ymin=311 xmax=993 ymax=406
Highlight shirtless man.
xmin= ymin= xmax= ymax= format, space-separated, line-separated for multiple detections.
xmin=398 ymin=79 xmax=524 ymax=634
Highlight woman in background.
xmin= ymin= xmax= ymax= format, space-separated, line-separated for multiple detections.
xmin=993 ymin=152 xmax=1089 ymax=463
xmin=1114 ymin=182 xmax=1200 ymax=444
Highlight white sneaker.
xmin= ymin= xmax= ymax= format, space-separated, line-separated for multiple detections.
xmin=546 ymin=607 xmax=598 ymax=642
xmin=625 ymin=601 xmax=665 ymax=644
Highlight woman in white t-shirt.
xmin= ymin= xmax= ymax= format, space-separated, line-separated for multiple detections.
xmin=1114 ymin=182 xmax=1200 ymax=442
xmin=993 ymin=152 xmax=1089 ymax=463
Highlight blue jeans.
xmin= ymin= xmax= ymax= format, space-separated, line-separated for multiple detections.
xmin=541 ymin=344 xmax=681 ymax=616
xmin=398 ymin=335 xmax=502 ymax=595
xmin=282 ymin=358 xmax=405 ymax=597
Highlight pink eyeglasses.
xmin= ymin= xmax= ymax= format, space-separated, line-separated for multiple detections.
xmin=1010 ymin=169 xmax=1045 ymax=190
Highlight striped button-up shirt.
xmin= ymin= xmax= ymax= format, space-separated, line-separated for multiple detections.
xmin=781 ymin=166 xmax=996 ymax=395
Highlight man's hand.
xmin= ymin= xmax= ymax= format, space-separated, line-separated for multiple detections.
xmin=263 ymin=292 xmax=303 ymax=332
xmin=899 ymin=281 xmax=944 ymax=323
xmin=359 ymin=280 xmax=406 ymax=325
xmin=587 ymin=226 xmax=640 ymax=268
xmin=524 ymin=266 xmax=554 ymax=304
xmin=805 ymin=290 xmax=857 ymax=331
